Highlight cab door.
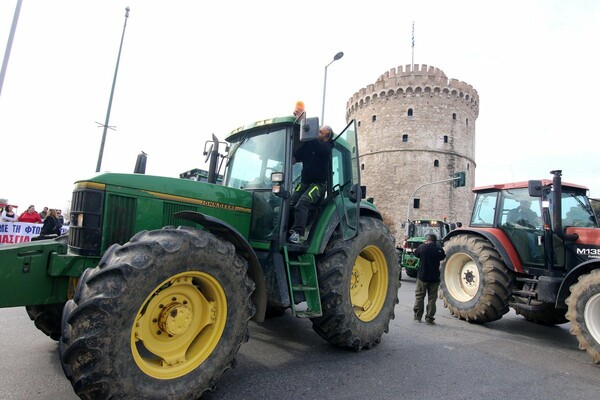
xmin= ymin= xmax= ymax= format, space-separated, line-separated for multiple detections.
xmin=331 ymin=120 xmax=360 ymax=240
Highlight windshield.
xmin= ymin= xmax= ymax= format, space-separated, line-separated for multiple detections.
xmin=561 ymin=191 xmax=597 ymax=227
xmin=412 ymin=220 xmax=447 ymax=238
xmin=225 ymin=128 xmax=286 ymax=190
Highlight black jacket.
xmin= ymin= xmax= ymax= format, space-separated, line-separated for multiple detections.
xmin=414 ymin=241 xmax=446 ymax=282
xmin=40 ymin=216 xmax=61 ymax=236
xmin=293 ymin=139 xmax=333 ymax=184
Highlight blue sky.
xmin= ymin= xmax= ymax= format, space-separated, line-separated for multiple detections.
xmin=1 ymin=0 xmax=598 ymax=212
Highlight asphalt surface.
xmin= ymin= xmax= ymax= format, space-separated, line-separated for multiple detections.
xmin=1 ymin=276 xmax=599 ymax=400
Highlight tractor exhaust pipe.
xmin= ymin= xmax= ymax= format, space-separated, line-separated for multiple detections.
xmin=206 ymin=134 xmax=220 ymax=184
xmin=550 ymin=170 xmax=579 ymax=242
xmin=133 ymin=151 xmax=147 ymax=174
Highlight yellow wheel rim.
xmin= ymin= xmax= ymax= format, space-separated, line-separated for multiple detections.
xmin=350 ymin=245 xmax=389 ymax=322
xmin=131 ymin=271 xmax=227 ymax=379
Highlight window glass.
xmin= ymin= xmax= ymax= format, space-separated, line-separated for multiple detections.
xmin=561 ymin=192 xmax=596 ymax=227
xmin=225 ymin=128 xmax=286 ymax=190
xmin=470 ymin=192 xmax=497 ymax=226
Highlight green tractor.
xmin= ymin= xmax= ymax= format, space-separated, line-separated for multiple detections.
xmin=0 ymin=113 xmax=399 ymax=398
xmin=399 ymin=219 xmax=452 ymax=278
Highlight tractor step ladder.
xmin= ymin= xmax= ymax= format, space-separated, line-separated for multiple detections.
xmin=283 ymin=246 xmax=322 ymax=318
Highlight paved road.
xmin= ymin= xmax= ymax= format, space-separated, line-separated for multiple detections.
xmin=1 ymin=276 xmax=599 ymax=400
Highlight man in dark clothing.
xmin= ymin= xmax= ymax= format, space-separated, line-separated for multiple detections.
xmin=288 ymin=125 xmax=334 ymax=244
xmin=413 ymin=234 xmax=446 ymax=324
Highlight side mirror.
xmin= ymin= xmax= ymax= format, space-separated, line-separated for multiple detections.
xmin=348 ymin=183 xmax=361 ymax=203
xmin=528 ymin=180 xmax=543 ymax=197
xmin=299 ymin=117 xmax=320 ymax=141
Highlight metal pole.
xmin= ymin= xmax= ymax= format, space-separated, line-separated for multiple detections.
xmin=96 ymin=7 xmax=130 ymax=173
xmin=406 ymin=176 xmax=458 ymax=223
xmin=321 ymin=51 xmax=344 ymax=124
xmin=0 ymin=0 xmax=23 ymax=97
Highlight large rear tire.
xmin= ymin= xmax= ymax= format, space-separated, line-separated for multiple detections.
xmin=566 ymin=269 xmax=600 ymax=364
xmin=25 ymin=303 xmax=65 ymax=341
xmin=440 ymin=234 xmax=513 ymax=323
xmin=59 ymin=227 xmax=255 ymax=399
xmin=310 ymin=217 xmax=399 ymax=350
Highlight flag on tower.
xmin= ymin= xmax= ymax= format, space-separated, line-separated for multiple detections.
xmin=412 ymin=21 xmax=415 ymax=48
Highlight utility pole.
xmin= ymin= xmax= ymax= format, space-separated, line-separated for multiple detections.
xmin=96 ymin=7 xmax=130 ymax=173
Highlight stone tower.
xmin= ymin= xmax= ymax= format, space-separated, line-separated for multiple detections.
xmin=346 ymin=64 xmax=479 ymax=237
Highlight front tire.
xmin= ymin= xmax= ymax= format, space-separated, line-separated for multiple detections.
xmin=25 ymin=303 xmax=65 ymax=341
xmin=59 ymin=227 xmax=255 ymax=399
xmin=440 ymin=234 xmax=514 ymax=322
xmin=566 ymin=269 xmax=600 ymax=364
xmin=310 ymin=217 xmax=399 ymax=350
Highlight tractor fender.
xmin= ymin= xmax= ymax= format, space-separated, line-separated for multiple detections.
xmin=174 ymin=211 xmax=267 ymax=322
xmin=443 ymin=228 xmax=524 ymax=273
xmin=556 ymin=258 xmax=600 ymax=308
xmin=315 ymin=203 xmax=383 ymax=255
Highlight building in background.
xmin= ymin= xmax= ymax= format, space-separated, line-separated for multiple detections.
xmin=346 ymin=64 xmax=478 ymax=237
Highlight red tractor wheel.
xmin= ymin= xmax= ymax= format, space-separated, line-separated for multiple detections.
xmin=566 ymin=269 xmax=600 ymax=364
xmin=440 ymin=234 xmax=513 ymax=323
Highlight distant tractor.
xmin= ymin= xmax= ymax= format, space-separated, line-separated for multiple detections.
xmin=0 ymin=112 xmax=400 ymax=398
xmin=399 ymin=219 xmax=453 ymax=278
xmin=440 ymin=170 xmax=600 ymax=365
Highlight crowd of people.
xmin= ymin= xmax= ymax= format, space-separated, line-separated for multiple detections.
xmin=1 ymin=204 xmax=67 ymax=237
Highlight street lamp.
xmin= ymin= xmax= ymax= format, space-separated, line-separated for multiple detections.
xmin=321 ymin=51 xmax=344 ymax=124
xmin=96 ymin=7 xmax=130 ymax=173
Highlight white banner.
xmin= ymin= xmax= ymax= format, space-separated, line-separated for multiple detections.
xmin=0 ymin=222 xmax=69 ymax=244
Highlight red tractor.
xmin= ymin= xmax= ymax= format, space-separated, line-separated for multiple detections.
xmin=440 ymin=170 xmax=600 ymax=364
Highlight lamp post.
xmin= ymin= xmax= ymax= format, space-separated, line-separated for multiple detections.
xmin=96 ymin=7 xmax=130 ymax=173
xmin=321 ymin=51 xmax=344 ymax=124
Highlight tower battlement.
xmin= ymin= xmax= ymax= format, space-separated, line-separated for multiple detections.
xmin=347 ymin=64 xmax=479 ymax=117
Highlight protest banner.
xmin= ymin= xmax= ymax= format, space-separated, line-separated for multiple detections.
xmin=0 ymin=222 xmax=69 ymax=244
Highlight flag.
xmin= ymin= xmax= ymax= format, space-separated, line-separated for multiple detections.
xmin=412 ymin=21 xmax=415 ymax=48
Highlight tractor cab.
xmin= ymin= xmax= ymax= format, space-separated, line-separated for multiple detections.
xmin=469 ymin=172 xmax=598 ymax=271
xmin=218 ymin=115 xmax=362 ymax=249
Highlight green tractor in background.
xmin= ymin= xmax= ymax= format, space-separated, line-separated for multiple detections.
xmin=399 ymin=219 xmax=453 ymax=278
xmin=0 ymin=112 xmax=399 ymax=399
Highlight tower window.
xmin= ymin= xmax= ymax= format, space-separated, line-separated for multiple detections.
xmin=413 ymin=198 xmax=420 ymax=209
xmin=402 ymin=134 xmax=408 ymax=143
xmin=407 ymin=108 xmax=413 ymax=117
xmin=361 ymin=163 xmax=365 ymax=171
xmin=452 ymin=113 xmax=457 ymax=120
xmin=434 ymin=160 xmax=439 ymax=167
xmin=372 ymin=115 xmax=377 ymax=122
xmin=466 ymin=118 xmax=469 ymax=125
xmin=358 ymin=121 xmax=361 ymax=127
xmin=444 ymin=135 xmax=448 ymax=143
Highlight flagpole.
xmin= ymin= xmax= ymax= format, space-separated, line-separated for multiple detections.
xmin=411 ymin=21 xmax=415 ymax=70
xmin=0 ymin=0 xmax=23 ymax=97
xmin=96 ymin=7 xmax=130 ymax=173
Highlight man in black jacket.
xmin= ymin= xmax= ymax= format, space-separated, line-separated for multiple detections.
xmin=287 ymin=125 xmax=333 ymax=244
xmin=413 ymin=234 xmax=446 ymax=324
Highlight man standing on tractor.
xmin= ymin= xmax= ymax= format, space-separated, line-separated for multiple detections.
xmin=288 ymin=104 xmax=334 ymax=244
xmin=413 ymin=233 xmax=446 ymax=324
